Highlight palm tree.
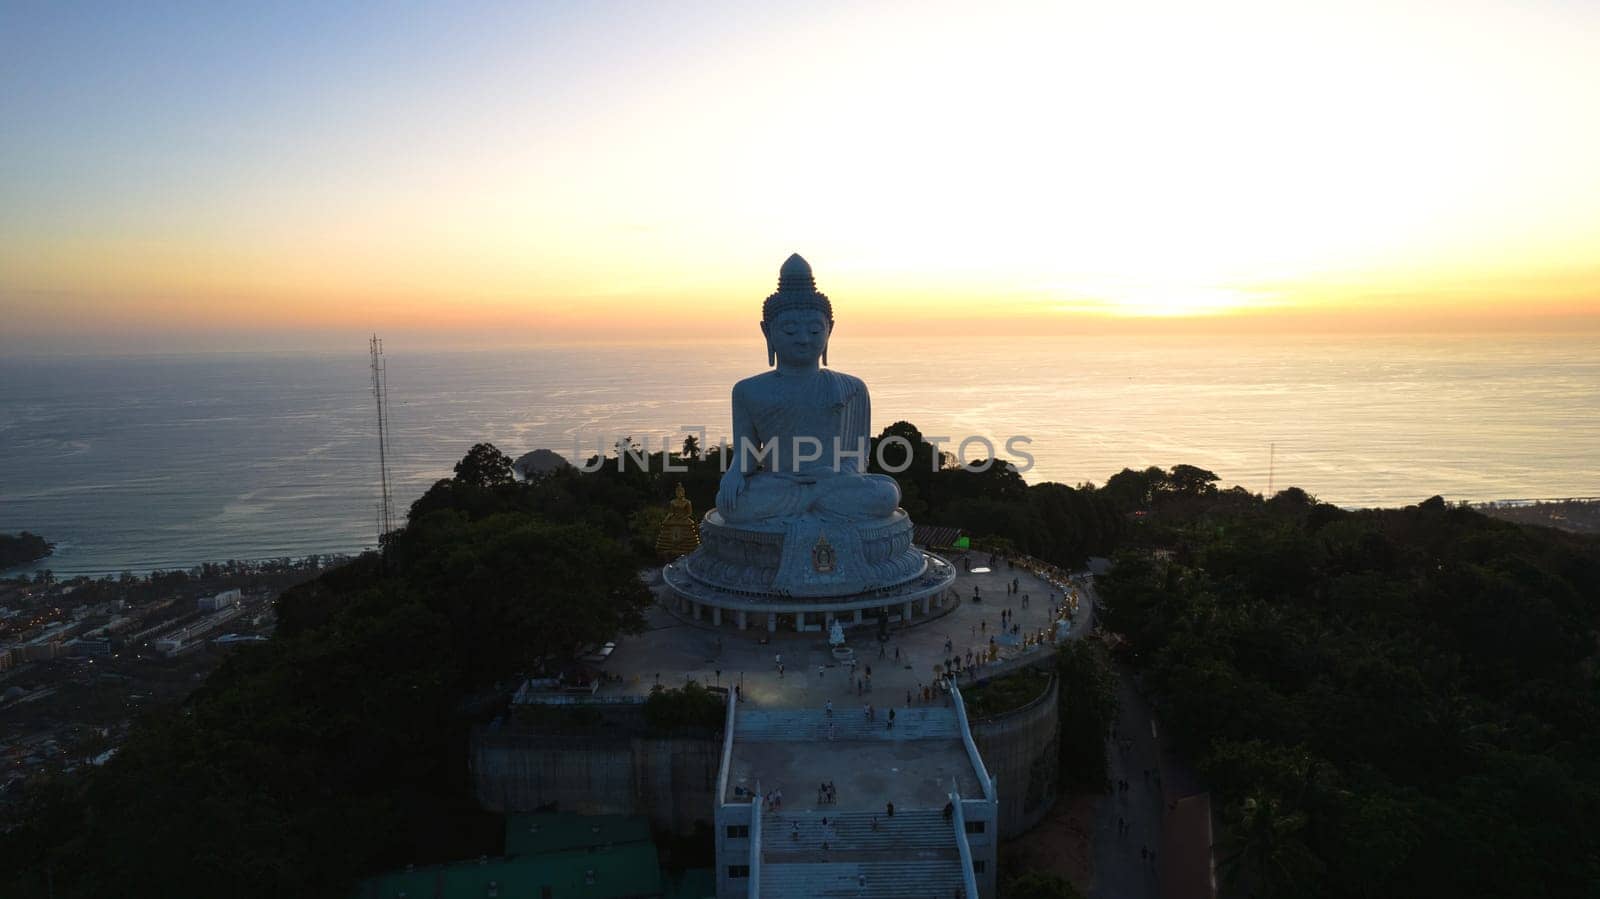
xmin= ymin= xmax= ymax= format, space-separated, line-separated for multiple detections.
xmin=1216 ymin=791 xmax=1322 ymax=897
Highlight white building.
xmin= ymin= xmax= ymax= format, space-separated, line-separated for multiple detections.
xmin=198 ymin=589 xmax=243 ymax=612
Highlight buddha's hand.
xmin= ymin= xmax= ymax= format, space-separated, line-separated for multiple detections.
xmin=716 ymin=467 xmax=748 ymax=513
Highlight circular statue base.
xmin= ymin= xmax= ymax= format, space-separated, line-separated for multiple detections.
xmin=661 ymin=544 xmax=957 ymax=632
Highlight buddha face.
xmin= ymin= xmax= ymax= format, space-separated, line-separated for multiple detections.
xmin=761 ymin=308 xmax=831 ymax=368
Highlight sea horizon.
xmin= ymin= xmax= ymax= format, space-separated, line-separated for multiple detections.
xmin=3 ymin=331 xmax=1596 ymax=577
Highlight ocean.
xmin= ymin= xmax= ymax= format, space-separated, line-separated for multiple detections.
xmin=2 ymin=334 xmax=1595 ymax=576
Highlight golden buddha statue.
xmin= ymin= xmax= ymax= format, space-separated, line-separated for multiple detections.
xmin=656 ymin=483 xmax=701 ymax=560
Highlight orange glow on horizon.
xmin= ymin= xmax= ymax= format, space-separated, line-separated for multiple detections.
xmin=3 ymin=1 xmax=1599 ymax=352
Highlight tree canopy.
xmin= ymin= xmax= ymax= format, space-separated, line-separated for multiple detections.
xmin=0 ymin=445 xmax=651 ymax=899
xmin=1097 ymin=491 xmax=1600 ymax=898
xmin=451 ymin=441 xmax=516 ymax=487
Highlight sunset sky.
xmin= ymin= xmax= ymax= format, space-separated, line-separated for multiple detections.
xmin=3 ymin=0 xmax=1598 ymax=351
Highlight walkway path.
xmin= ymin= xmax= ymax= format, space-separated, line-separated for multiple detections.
xmin=1091 ymin=665 xmax=1165 ymax=899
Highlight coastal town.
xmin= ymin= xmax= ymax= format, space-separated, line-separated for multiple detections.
xmin=0 ymin=557 xmax=347 ymax=825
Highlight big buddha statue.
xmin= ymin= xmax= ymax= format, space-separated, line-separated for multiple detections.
xmin=679 ymin=255 xmax=930 ymax=599
xmin=715 ymin=254 xmax=902 ymax=524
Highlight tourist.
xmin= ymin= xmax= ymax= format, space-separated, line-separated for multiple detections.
xmin=1022 ymin=593 xmax=1029 ymax=609
xmin=894 ymin=645 xmax=900 ymax=662
xmin=793 ymin=821 xmax=801 ymax=840
xmin=825 ymin=699 xmax=833 ymax=716
xmin=943 ymin=800 xmax=954 ymax=822
xmin=906 ymin=688 xmax=913 ymax=705
xmin=818 ymin=664 xmax=825 ymax=679
xmin=778 ymin=662 xmax=784 ymax=678
xmin=870 ymin=816 xmax=879 ymax=831
xmin=887 ymin=708 xmax=895 ymax=729
xmin=886 ymin=801 xmax=895 ymax=817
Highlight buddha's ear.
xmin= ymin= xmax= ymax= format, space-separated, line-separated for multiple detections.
xmin=822 ymin=320 xmax=833 ymax=366
xmin=760 ymin=320 xmax=775 ymax=366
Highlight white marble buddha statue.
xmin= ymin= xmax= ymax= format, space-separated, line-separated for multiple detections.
xmin=715 ymin=254 xmax=902 ymax=525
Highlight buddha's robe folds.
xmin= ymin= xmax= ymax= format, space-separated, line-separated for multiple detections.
xmin=718 ymin=368 xmax=901 ymax=524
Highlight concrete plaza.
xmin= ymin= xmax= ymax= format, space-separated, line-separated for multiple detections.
xmin=592 ymin=554 xmax=1096 ymax=712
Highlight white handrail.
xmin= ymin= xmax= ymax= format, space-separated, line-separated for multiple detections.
xmin=748 ymin=794 xmax=762 ymax=899
xmin=948 ymin=682 xmax=995 ymax=803
xmin=949 ymin=791 xmax=982 ymax=899
xmin=716 ymin=685 xmax=738 ymax=804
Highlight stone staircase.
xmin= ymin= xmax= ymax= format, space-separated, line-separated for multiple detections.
xmin=762 ymin=809 xmax=956 ymax=856
xmin=760 ymin=858 xmax=968 ymax=899
xmin=759 ymin=809 xmax=967 ymax=898
xmin=734 ymin=707 xmax=960 ymax=742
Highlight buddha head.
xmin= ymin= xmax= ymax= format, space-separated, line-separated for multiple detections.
xmin=761 ymin=254 xmax=834 ymax=368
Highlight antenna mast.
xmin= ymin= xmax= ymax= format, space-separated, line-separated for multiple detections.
xmin=370 ymin=335 xmax=395 ymax=544
xmin=1267 ymin=441 xmax=1276 ymax=497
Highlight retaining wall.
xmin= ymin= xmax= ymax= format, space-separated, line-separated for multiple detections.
xmin=471 ymin=728 xmax=722 ymax=836
xmin=970 ymin=674 xmax=1060 ymax=839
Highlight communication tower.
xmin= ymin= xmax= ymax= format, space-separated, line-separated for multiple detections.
xmin=370 ymin=335 xmax=395 ymax=544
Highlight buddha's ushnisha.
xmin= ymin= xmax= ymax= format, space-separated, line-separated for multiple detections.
xmin=715 ymin=254 xmax=901 ymax=524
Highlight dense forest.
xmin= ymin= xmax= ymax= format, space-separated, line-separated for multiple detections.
xmin=1095 ymin=473 xmax=1600 ymax=897
xmin=0 ymin=447 xmax=654 ymax=897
